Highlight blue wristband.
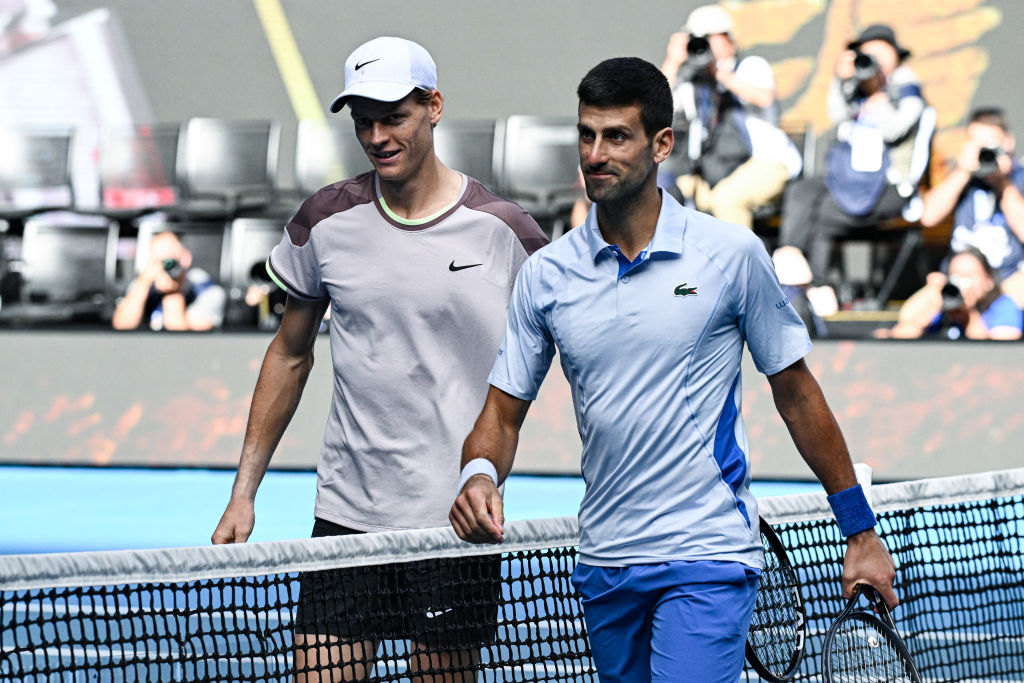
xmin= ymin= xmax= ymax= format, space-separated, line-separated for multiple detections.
xmin=827 ymin=484 xmax=877 ymax=537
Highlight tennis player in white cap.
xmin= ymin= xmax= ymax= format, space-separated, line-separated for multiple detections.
xmin=212 ymin=36 xmax=547 ymax=682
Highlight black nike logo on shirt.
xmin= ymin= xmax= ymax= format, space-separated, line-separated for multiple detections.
xmin=449 ymin=261 xmax=482 ymax=272
xmin=354 ymin=59 xmax=379 ymax=70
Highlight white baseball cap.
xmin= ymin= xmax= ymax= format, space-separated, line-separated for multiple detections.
xmin=684 ymin=5 xmax=734 ymax=37
xmin=329 ymin=36 xmax=437 ymax=113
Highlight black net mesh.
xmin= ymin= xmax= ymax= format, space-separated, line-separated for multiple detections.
xmin=2 ymin=475 xmax=1023 ymax=682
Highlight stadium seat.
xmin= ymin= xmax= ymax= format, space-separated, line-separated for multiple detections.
xmin=0 ymin=218 xmax=116 ymax=326
xmin=90 ymin=122 xmax=182 ymax=225
xmin=0 ymin=125 xmax=78 ymax=312
xmin=170 ymin=118 xmax=281 ymax=220
xmin=499 ymin=115 xmax=581 ymax=239
xmin=293 ymin=118 xmax=371 ymax=198
xmin=434 ymin=119 xmax=503 ymax=193
xmin=0 ymin=125 xmax=76 ymax=235
xmin=223 ymin=216 xmax=287 ymax=328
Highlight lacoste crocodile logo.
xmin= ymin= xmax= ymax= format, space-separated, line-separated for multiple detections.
xmin=674 ymin=283 xmax=698 ymax=297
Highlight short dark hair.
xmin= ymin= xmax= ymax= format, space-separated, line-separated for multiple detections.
xmin=412 ymin=87 xmax=435 ymax=105
xmin=576 ymin=57 xmax=673 ymax=139
xmin=969 ymin=106 xmax=1010 ymax=132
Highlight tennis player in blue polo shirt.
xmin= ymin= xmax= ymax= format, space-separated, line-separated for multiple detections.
xmin=450 ymin=57 xmax=898 ymax=682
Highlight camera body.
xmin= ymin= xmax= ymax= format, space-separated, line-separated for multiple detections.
xmin=974 ymin=146 xmax=1005 ymax=180
xmin=842 ymin=52 xmax=881 ymax=101
xmin=678 ymin=35 xmax=715 ymax=83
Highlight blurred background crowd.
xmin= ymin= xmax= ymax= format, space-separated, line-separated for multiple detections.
xmin=1 ymin=0 xmax=1022 ymax=340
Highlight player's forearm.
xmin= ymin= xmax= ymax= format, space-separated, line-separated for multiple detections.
xmin=462 ymin=415 xmax=520 ymax=485
xmin=231 ymin=339 xmax=314 ymax=501
xmin=461 ymin=387 xmax=530 ymax=484
xmin=769 ymin=362 xmax=857 ymax=494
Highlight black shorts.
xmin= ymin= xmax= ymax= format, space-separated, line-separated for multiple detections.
xmin=294 ymin=518 xmax=502 ymax=650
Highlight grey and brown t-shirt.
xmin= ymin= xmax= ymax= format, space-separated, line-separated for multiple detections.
xmin=269 ymin=172 xmax=547 ymax=531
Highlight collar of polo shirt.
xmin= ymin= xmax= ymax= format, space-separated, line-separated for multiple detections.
xmin=583 ymin=191 xmax=689 ymax=263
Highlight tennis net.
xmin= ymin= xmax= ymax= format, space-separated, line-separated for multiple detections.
xmin=2 ymin=467 xmax=1022 ymax=682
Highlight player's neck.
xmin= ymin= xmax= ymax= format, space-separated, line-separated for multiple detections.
xmin=595 ymin=184 xmax=662 ymax=261
xmin=378 ymin=156 xmax=462 ymax=221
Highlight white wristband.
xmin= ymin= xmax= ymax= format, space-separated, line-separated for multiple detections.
xmin=457 ymin=458 xmax=499 ymax=493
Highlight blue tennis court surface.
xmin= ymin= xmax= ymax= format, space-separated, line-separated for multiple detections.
xmin=0 ymin=466 xmax=821 ymax=554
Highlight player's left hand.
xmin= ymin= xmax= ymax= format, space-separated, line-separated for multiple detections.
xmin=450 ymin=475 xmax=504 ymax=544
xmin=842 ymin=529 xmax=898 ymax=608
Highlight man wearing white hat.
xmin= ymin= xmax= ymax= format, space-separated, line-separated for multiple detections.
xmin=212 ymin=36 xmax=547 ymax=682
xmin=661 ymin=4 xmax=801 ymax=230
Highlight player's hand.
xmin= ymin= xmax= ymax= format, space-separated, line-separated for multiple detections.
xmin=842 ymin=529 xmax=898 ymax=608
xmin=450 ymin=475 xmax=504 ymax=544
xmin=211 ymin=497 xmax=256 ymax=544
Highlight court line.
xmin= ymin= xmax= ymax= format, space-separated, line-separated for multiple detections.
xmin=251 ymin=0 xmax=323 ymax=122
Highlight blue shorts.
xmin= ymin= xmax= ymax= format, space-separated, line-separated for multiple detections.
xmin=571 ymin=560 xmax=760 ymax=683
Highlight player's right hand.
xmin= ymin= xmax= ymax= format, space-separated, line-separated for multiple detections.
xmin=842 ymin=529 xmax=899 ymax=609
xmin=450 ymin=475 xmax=504 ymax=544
xmin=211 ymin=498 xmax=255 ymax=544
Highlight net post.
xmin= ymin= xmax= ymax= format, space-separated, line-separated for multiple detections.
xmin=853 ymin=462 xmax=873 ymax=509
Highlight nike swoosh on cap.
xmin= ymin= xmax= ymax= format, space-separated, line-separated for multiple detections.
xmin=354 ymin=59 xmax=379 ymax=70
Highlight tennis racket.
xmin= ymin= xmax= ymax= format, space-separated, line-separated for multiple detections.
xmin=745 ymin=517 xmax=807 ymax=681
xmin=822 ymin=584 xmax=922 ymax=683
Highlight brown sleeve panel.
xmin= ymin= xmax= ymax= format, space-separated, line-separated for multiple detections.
xmin=285 ymin=172 xmax=376 ymax=246
xmin=462 ymin=179 xmax=549 ymax=256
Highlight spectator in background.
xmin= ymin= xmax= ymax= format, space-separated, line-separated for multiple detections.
xmin=112 ymin=230 xmax=226 ymax=331
xmin=919 ymin=107 xmax=1024 ymax=306
xmin=662 ymin=4 xmax=801 ymax=229
xmin=876 ymin=248 xmax=1022 ymax=340
xmin=774 ymin=24 xmax=925 ymax=317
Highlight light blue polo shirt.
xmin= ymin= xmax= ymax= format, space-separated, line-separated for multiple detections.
xmin=489 ymin=192 xmax=812 ymax=567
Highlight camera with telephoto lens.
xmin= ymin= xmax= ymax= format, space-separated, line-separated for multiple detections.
xmin=842 ymin=52 xmax=881 ymax=101
xmin=162 ymin=257 xmax=183 ymax=280
xmin=678 ymin=35 xmax=715 ymax=82
xmin=974 ymin=146 xmax=1004 ymax=180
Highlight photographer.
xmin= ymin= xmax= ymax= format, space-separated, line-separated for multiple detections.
xmin=112 ymin=230 xmax=226 ymax=331
xmin=878 ymin=249 xmax=1022 ymax=340
xmin=661 ymin=4 xmax=801 ymax=229
xmin=775 ymin=24 xmax=924 ymax=316
xmin=919 ymin=107 xmax=1024 ymax=306
xmin=877 ymin=108 xmax=1024 ymax=339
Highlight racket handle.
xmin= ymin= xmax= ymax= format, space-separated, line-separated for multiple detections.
xmin=853 ymin=462 xmax=873 ymax=509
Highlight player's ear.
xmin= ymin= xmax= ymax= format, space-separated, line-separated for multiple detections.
xmin=428 ymin=89 xmax=443 ymax=126
xmin=652 ymin=126 xmax=674 ymax=164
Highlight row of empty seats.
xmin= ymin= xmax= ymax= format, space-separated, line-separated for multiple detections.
xmin=0 ymin=116 xmax=584 ymax=326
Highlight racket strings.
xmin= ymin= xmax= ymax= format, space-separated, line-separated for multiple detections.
xmin=748 ymin=544 xmax=801 ymax=671
xmin=829 ymin=617 xmax=916 ymax=683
